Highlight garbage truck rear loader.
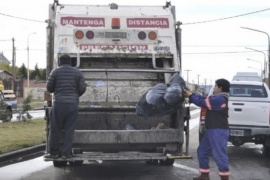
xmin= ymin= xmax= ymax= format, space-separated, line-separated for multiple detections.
xmin=44 ymin=1 xmax=191 ymax=167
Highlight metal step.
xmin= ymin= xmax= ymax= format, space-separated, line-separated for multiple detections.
xmin=44 ymin=151 xmax=192 ymax=162
xmin=44 ymin=152 xmax=166 ymax=161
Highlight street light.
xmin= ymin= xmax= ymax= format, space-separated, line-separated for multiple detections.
xmin=248 ymin=66 xmax=261 ymax=74
xmin=241 ymin=27 xmax=270 ymax=86
xmin=245 ymin=47 xmax=266 ymax=80
xmin=27 ymin=32 xmax=36 ymax=87
xmin=247 ymin=58 xmax=263 ymax=79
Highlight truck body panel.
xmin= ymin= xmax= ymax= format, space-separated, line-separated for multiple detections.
xmin=44 ymin=2 xmax=190 ymax=164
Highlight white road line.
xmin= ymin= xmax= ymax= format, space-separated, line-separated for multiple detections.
xmin=173 ymin=163 xmax=199 ymax=174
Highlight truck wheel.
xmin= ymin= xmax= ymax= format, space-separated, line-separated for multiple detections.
xmin=263 ymin=145 xmax=270 ymax=158
xmin=69 ymin=160 xmax=83 ymax=166
xmin=160 ymin=159 xmax=175 ymax=166
xmin=53 ymin=161 xmax=67 ymax=167
xmin=231 ymin=137 xmax=244 ymax=147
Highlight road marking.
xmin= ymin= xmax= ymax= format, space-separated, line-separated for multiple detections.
xmin=173 ymin=163 xmax=199 ymax=174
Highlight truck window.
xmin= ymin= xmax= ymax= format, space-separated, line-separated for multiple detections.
xmin=230 ymin=85 xmax=267 ymax=98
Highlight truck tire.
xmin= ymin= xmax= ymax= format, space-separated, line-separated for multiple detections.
xmin=263 ymin=145 xmax=270 ymax=158
xmin=69 ymin=160 xmax=83 ymax=166
xmin=53 ymin=161 xmax=67 ymax=167
xmin=160 ymin=159 xmax=175 ymax=166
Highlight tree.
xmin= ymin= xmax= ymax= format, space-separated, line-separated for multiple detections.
xmin=17 ymin=63 xmax=27 ymax=79
xmin=40 ymin=68 xmax=46 ymax=80
xmin=17 ymin=94 xmax=33 ymax=121
xmin=30 ymin=63 xmax=41 ymax=80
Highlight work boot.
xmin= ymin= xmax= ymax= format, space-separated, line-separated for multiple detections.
xmin=193 ymin=173 xmax=210 ymax=180
xmin=220 ymin=176 xmax=229 ymax=180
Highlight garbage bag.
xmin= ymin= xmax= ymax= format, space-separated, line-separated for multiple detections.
xmin=136 ymin=73 xmax=187 ymax=117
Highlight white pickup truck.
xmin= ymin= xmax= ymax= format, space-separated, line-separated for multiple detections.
xmin=199 ymin=81 xmax=270 ymax=157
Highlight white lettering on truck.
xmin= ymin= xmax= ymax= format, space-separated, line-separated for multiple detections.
xmin=61 ymin=17 xmax=105 ymax=27
xmin=127 ymin=18 xmax=169 ymax=28
xmin=80 ymin=44 xmax=148 ymax=51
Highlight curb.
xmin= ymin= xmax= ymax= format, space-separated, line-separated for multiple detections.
xmin=0 ymin=144 xmax=45 ymax=165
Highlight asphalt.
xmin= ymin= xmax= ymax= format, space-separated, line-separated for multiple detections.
xmin=0 ymin=105 xmax=199 ymax=167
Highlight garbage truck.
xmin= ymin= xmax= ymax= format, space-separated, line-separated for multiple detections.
xmin=44 ymin=0 xmax=191 ymax=167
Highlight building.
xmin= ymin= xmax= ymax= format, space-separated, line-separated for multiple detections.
xmin=0 ymin=52 xmax=11 ymax=66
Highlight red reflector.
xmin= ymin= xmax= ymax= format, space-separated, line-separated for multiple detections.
xmin=138 ymin=31 xmax=146 ymax=40
xmin=75 ymin=30 xmax=84 ymax=39
xmin=201 ymin=108 xmax=207 ymax=116
xmin=86 ymin=31 xmax=94 ymax=39
xmin=148 ymin=31 xmax=157 ymax=40
xmin=111 ymin=18 xmax=120 ymax=29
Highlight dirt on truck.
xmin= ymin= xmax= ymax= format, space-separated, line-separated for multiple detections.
xmin=44 ymin=1 xmax=191 ymax=167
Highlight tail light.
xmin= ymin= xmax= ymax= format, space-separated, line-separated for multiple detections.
xmin=75 ymin=30 xmax=84 ymax=39
xmin=200 ymin=108 xmax=207 ymax=122
xmin=148 ymin=31 xmax=157 ymax=40
xmin=86 ymin=30 xmax=94 ymax=39
xmin=138 ymin=31 xmax=146 ymax=40
xmin=111 ymin=18 xmax=120 ymax=29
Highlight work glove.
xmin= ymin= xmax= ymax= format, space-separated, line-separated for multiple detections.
xmin=184 ymin=89 xmax=192 ymax=98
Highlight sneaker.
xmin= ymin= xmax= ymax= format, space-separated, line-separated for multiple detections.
xmin=44 ymin=154 xmax=60 ymax=159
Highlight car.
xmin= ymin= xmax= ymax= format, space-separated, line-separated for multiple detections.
xmin=0 ymin=90 xmax=13 ymax=122
xmin=1 ymin=90 xmax=17 ymax=110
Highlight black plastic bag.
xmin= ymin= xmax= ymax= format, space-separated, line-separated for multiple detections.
xmin=136 ymin=73 xmax=187 ymax=117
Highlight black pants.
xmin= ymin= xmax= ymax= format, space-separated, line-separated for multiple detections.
xmin=49 ymin=102 xmax=78 ymax=156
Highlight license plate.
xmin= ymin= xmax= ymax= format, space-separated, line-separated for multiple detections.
xmin=105 ymin=32 xmax=127 ymax=38
xmin=230 ymin=129 xmax=244 ymax=136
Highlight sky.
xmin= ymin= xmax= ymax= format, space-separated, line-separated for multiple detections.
xmin=0 ymin=0 xmax=270 ymax=85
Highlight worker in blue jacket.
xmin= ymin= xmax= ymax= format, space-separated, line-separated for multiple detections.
xmin=184 ymin=78 xmax=230 ymax=180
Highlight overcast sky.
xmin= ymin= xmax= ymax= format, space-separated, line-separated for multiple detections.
xmin=0 ymin=0 xmax=269 ymax=84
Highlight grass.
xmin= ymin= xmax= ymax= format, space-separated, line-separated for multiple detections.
xmin=0 ymin=118 xmax=46 ymax=154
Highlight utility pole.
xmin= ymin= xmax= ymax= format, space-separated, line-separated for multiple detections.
xmin=197 ymin=74 xmax=200 ymax=85
xmin=184 ymin=69 xmax=191 ymax=87
xmin=12 ymin=38 xmax=15 ymax=79
xmin=27 ymin=32 xmax=36 ymax=87
xmin=204 ymin=78 xmax=207 ymax=90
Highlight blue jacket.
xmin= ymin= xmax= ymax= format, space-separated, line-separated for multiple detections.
xmin=189 ymin=93 xmax=229 ymax=129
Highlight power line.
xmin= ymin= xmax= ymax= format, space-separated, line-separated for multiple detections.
xmin=182 ymin=8 xmax=270 ymax=25
xmin=0 ymin=39 xmax=13 ymax=41
xmin=183 ymin=50 xmax=268 ymax=55
xmin=0 ymin=7 xmax=269 ymax=26
xmin=0 ymin=12 xmax=44 ymax=23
